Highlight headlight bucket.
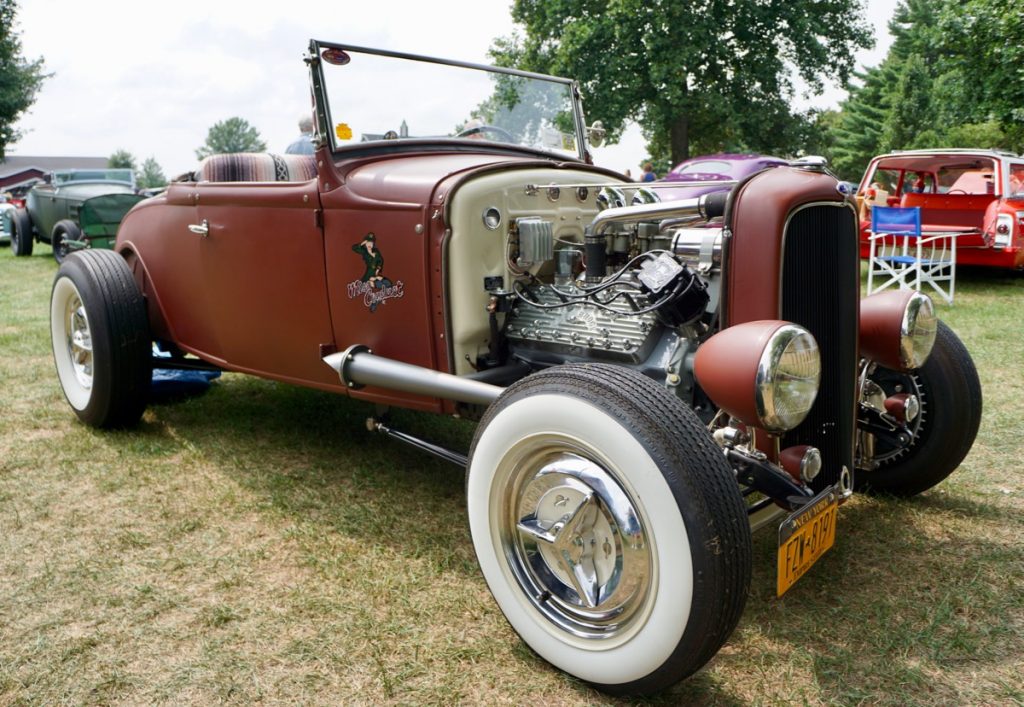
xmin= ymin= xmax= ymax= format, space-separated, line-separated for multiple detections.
xmin=860 ymin=290 xmax=937 ymax=371
xmin=694 ymin=320 xmax=821 ymax=434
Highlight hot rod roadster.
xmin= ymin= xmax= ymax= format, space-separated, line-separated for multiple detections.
xmin=49 ymin=41 xmax=982 ymax=695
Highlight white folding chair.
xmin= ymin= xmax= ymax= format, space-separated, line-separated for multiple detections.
xmin=867 ymin=206 xmax=957 ymax=304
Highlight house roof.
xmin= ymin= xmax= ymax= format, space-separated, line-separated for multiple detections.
xmin=1 ymin=155 xmax=109 ymax=178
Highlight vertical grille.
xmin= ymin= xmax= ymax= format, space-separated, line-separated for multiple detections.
xmin=781 ymin=204 xmax=859 ymax=491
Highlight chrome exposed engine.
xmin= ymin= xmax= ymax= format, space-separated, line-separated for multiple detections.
xmin=505 ymin=282 xmax=663 ymax=362
xmin=498 ymin=188 xmax=726 ymax=375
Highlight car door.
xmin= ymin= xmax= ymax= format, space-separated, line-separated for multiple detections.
xmin=192 ymin=179 xmax=339 ymax=387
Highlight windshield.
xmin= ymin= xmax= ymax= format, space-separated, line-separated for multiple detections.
xmin=312 ymin=42 xmax=584 ymax=159
xmin=53 ymin=169 xmax=135 ymax=186
xmin=672 ymin=160 xmax=733 ymax=176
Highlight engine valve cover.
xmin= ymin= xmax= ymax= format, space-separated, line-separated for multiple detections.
xmin=505 ymin=284 xmax=661 ymax=363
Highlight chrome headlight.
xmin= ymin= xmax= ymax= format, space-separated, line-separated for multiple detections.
xmin=860 ymin=290 xmax=938 ymax=371
xmin=755 ymin=325 xmax=821 ymax=433
xmin=900 ymin=293 xmax=937 ymax=369
xmin=694 ymin=320 xmax=820 ymax=434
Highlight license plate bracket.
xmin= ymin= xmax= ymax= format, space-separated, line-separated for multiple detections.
xmin=777 ymin=486 xmax=839 ymax=596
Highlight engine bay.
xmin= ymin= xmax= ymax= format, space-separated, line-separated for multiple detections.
xmin=445 ymin=169 xmax=725 ymax=407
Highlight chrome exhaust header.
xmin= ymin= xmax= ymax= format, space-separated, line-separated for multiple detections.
xmin=323 ymin=345 xmax=503 ymax=406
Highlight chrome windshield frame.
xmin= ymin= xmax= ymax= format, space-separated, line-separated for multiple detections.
xmin=306 ymin=39 xmax=588 ymax=161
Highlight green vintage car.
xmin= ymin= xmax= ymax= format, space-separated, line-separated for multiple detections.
xmin=11 ymin=169 xmax=145 ymax=263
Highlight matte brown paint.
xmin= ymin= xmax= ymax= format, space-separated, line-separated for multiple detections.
xmin=780 ymin=445 xmax=812 ymax=483
xmin=859 ymin=289 xmax=917 ymax=371
xmin=693 ymin=320 xmax=790 ymax=429
xmin=116 ymin=146 xmax=619 ymax=411
xmin=725 ymin=168 xmax=849 ymax=326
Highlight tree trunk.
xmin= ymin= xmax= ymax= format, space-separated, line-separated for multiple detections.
xmin=670 ymin=115 xmax=689 ymax=166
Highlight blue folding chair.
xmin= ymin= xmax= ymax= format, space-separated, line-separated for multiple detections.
xmin=867 ymin=205 xmax=957 ymax=304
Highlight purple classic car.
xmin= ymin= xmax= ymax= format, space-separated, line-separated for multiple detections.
xmin=659 ymin=153 xmax=787 ymax=199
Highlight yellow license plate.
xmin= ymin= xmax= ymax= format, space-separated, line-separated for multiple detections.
xmin=777 ymin=487 xmax=838 ymax=596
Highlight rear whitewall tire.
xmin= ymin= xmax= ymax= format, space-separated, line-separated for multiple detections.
xmin=50 ymin=250 xmax=151 ymax=428
xmin=467 ymin=365 xmax=751 ymax=694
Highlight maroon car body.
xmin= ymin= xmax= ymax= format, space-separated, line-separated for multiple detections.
xmin=48 ymin=40 xmax=982 ymax=696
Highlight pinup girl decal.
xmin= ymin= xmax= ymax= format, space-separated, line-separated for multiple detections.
xmin=347 ymin=233 xmax=404 ymax=312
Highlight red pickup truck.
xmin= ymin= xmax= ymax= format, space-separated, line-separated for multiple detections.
xmin=856 ymin=148 xmax=1024 ymax=269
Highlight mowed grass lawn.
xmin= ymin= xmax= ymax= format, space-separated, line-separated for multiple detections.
xmin=1 ymin=242 xmax=1022 ymax=706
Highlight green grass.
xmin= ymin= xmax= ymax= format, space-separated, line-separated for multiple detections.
xmin=1 ymin=244 xmax=1022 ymax=705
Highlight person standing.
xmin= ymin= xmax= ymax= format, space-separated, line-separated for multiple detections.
xmin=286 ymin=115 xmax=315 ymax=155
xmin=641 ymin=162 xmax=657 ymax=182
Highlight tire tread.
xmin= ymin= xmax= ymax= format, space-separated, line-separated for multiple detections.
xmin=471 ymin=363 xmax=751 ymax=695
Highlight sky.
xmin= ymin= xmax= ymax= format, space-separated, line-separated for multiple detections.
xmin=9 ymin=0 xmax=896 ymax=177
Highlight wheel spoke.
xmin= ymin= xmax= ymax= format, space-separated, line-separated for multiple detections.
xmin=65 ymin=298 xmax=94 ymax=388
xmin=554 ymin=501 xmax=601 ymax=607
xmin=518 ymin=491 xmax=603 ymax=607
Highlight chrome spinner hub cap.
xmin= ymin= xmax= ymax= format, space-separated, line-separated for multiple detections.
xmin=66 ymin=296 xmax=93 ymax=390
xmin=502 ymin=450 xmax=652 ymax=641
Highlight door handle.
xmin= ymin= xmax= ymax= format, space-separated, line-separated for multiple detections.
xmin=188 ymin=219 xmax=209 ymax=237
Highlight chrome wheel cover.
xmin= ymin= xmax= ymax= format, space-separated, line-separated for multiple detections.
xmin=64 ymin=293 xmax=93 ymax=390
xmin=498 ymin=438 xmax=653 ymax=642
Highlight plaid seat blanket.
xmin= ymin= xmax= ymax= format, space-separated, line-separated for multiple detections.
xmin=198 ymin=153 xmax=317 ymax=182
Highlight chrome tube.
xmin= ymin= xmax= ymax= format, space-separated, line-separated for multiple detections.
xmin=323 ymin=345 xmax=503 ymax=405
xmin=590 ymin=192 xmax=720 ymax=238
xmin=672 ymin=226 xmax=724 ymax=270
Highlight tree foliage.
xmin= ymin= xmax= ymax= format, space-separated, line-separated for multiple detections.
xmin=107 ymin=149 xmax=137 ymax=170
xmin=195 ymin=117 xmax=266 ymax=160
xmin=491 ymin=0 xmax=873 ymax=165
xmin=137 ymin=157 xmax=167 ymax=190
xmin=0 ymin=0 xmax=48 ymax=159
xmin=937 ymin=0 xmax=1024 ymax=146
xmin=827 ymin=0 xmax=1024 ymax=180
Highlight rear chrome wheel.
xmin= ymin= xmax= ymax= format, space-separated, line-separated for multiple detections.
xmin=50 ymin=250 xmax=151 ymax=428
xmin=53 ymin=279 xmax=95 ymax=407
xmin=468 ymin=364 xmax=751 ymax=695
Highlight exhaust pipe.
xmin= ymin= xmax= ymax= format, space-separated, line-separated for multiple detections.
xmin=323 ymin=345 xmax=503 ymax=406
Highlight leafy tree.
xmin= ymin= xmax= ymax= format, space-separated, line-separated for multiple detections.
xmin=826 ymin=0 xmax=1024 ymax=178
xmin=492 ymin=0 xmax=873 ymax=165
xmin=944 ymin=121 xmax=1013 ymax=151
xmin=878 ymin=54 xmax=934 ymax=153
xmin=195 ymin=117 xmax=266 ymax=160
xmin=937 ymin=0 xmax=1024 ymax=151
xmin=0 ymin=0 xmax=49 ymax=159
xmin=137 ymin=156 xmax=167 ymax=190
xmin=829 ymin=62 xmax=898 ymax=180
xmin=108 ymin=149 xmax=137 ymax=170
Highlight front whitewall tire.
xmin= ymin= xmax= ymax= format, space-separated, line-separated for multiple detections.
xmin=466 ymin=364 xmax=751 ymax=695
xmin=469 ymin=394 xmax=694 ymax=683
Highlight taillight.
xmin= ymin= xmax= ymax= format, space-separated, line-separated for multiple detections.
xmin=995 ymin=214 xmax=1014 ymax=248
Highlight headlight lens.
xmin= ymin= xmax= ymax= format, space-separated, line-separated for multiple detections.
xmin=755 ymin=326 xmax=821 ymax=433
xmin=900 ymin=293 xmax=937 ymax=368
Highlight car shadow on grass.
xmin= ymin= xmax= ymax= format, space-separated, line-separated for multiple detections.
xmin=129 ymin=375 xmax=760 ymax=704
xmin=126 ymin=376 xmax=1021 ymax=704
xmin=136 ymin=374 xmax=480 ymax=574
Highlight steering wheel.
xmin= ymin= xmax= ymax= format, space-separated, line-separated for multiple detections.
xmin=947 ymin=188 xmax=968 ymax=194
xmin=456 ymin=125 xmax=515 ymax=142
